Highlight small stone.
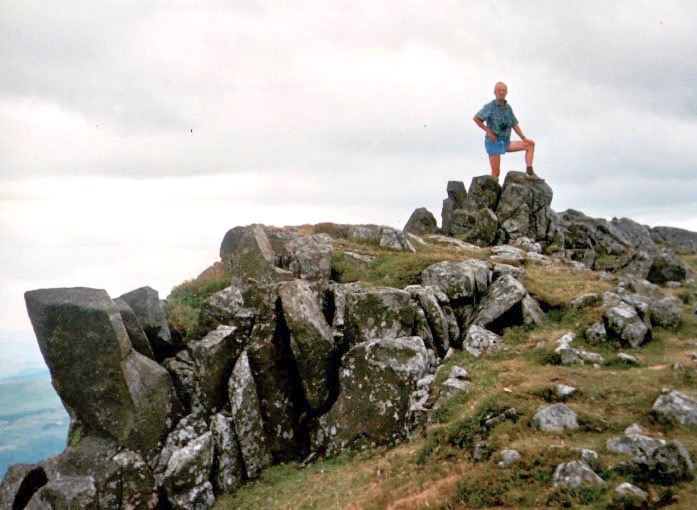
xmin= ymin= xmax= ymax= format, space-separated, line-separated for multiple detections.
xmin=570 ymin=447 xmax=599 ymax=462
xmin=618 ymin=352 xmax=641 ymax=365
xmin=554 ymin=384 xmax=577 ymax=398
xmin=532 ymin=404 xmax=578 ymax=433
xmin=553 ymin=460 xmax=605 ymax=488
xmin=497 ymin=449 xmax=521 ymax=468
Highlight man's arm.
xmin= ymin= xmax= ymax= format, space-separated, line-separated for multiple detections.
xmin=512 ymin=124 xmax=534 ymax=144
xmin=473 ymin=116 xmax=496 ymax=142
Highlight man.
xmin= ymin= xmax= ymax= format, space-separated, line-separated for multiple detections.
xmin=473 ymin=82 xmax=541 ymax=180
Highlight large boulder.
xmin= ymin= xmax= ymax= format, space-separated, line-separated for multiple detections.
xmin=162 ymin=432 xmax=215 ymax=510
xmin=650 ymin=296 xmax=683 ymax=329
xmin=343 ymin=287 xmax=417 ymax=349
xmin=464 ymin=175 xmax=500 ymax=211
xmin=209 ymin=413 xmax=244 ymax=495
xmin=24 ymin=476 xmax=97 ymax=510
xmin=282 ymin=234 xmax=333 ymax=281
xmin=243 ymin=285 xmax=302 ymax=460
xmin=651 ymin=389 xmax=697 ymax=425
xmin=441 ymin=181 xmax=467 ymax=235
xmin=188 ymin=325 xmax=248 ymax=414
xmin=114 ymin=297 xmax=155 ymax=360
xmin=421 ymin=260 xmax=491 ymax=302
xmin=553 ymin=460 xmax=605 ymax=489
xmin=557 ymin=209 xmax=631 ymax=270
xmin=616 ymin=441 xmax=694 ymax=486
xmin=312 ymin=337 xmax=431 ymax=457
xmin=496 ymin=171 xmax=555 ymax=243
xmin=197 ymin=285 xmax=253 ymax=337
xmin=647 ymin=249 xmax=690 ymax=284
xmin=118 ymin=286 xmax=177 ymax=356
xmin=650 ymin=226 xmax=697 ymax=254
xmin=403 ymin=207 xmax=438 ymax=235
xmin=531 ymin=404 xmax=579 ymax=433
xmin=54 ymin=435 xmax=158 ymax=510
xmin=472 ymin=274 xmax=527 ymax=332
xmin=405 ymin=285 xmax=452 ymax=358
xmin=24 ymin=288 xmax=180 ymax=452
xmin=278 ymin=279 xmax=336 ymax=412
xmin=603 ymin=302 xmax=650 ymax=348
xmin=228 ymin=351 xmax=273 ymax=479
xmin=611 ymin=217 xmax=656 ymax=252
xmin=229 ymin=224 xmax=292 ymax=285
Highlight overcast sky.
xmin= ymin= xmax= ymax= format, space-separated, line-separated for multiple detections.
xmin=1 ymin=1 xmax=696 ymax=338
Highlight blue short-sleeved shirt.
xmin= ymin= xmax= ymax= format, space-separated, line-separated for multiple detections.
xmin=475 ymin=99 xmax=518 ymax=142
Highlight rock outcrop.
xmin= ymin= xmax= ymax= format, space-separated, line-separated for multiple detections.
xmin=4 ymin=173 xmax=695 ymax=509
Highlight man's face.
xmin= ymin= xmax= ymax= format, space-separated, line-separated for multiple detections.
xmin=494 ymin=83 xmax=508 ymax=102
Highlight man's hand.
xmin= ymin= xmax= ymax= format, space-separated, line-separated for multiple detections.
xmin=486 ymin=130 xmax=497 ymax=142
xmin=521 ymin=136 xmax=535 ymax=146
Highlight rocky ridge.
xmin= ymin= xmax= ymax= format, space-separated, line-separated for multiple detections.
xmin=2 ymin=172 xmax=696 ymax=509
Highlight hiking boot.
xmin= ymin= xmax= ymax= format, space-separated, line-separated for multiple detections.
xmin=525 ymin=168 xmax=544 ymax=182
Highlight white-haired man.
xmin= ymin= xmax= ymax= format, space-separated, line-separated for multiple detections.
xmin=473 ymin=82 xmax=541 ymax=180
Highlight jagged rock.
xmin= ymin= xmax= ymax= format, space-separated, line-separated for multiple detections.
xmin=496 ymin=171 xmax=555 ymax=243
xmin=618 ymin=276 xmax=661 ymax=296
xmin=464 ymin=175 xmax=500 ymax=211
xmin=405 ymin=285 xmax=451 ymax=357
xmin=522 ymin=294 xmax=546 ymax=326
xmin=497 ymin=449 xmax=521 ymax=468
xmin=651 ymin=389 xmax=697 ymax=425
xmin=342 ymin=251 xmax=375 ymax=269
xmin=25 ymin=476 xmax=97 ymax=510
xmin=651 ymin=226 xmax=697 ymax=254
xmin=163 ymin=350 xmax=198 ymax=414
xmin=198 ymin=285 xmax=250 ymax=336
xmin=278 ymin=279 xmax=335 ymax=412
xmin=616 ymin=440 xmax=694 ymax=485
xmin=229 ymin=225 xmax=291 ymax=285
xmin=56 ymin=435 xmax=158 ymax=510
xmin=209 ymin=413 xmax=243 ymax=495
xmin=283 ymin=234 xmax=333 ymax=281
xmin=584 ymin=321 xmax=607 ymax=345
xmin=243 ymin=285 xmax=301 ymax=459
xmin=344 ymin=287 xmax=417 ymax=348
xmin=553 ymin=460 xmax=605 ymax=488
xmin=312 ymin=337 xmax=430 ymax=457
xmin=611 ymin=217 xmax=656 ymax=250
xmin=484 ymin=408 xmax=518 ymax=430
xmin=607 ymin=434 xmax=666 ymax=456
xmin=154 ymin=414 xmax=208 ymax=486
xmin=163 ymin=432 xmax=215 ymax=510
xmin=648 ymin=249 xmax=690 ymax=284
xmin=446 ymin=180 xmax=467 ymax=207
xmin=604 ymin=302 xmax=649 ymax=347
xmin=472 ymin=274 xmax=527 ymax=331
xmin=228 ymin=352 xmax=272 ymax=479
xmin=403 ymin=207 xmax=438 ymax=235
xmin=329 ymin=281 xmax=363 ymax=342
xmin=0 ymin=461 xmax=59 ymax=510
xmin=24 ymin=288 xmax=180 ymax=452
xmin=118 ymin=286 xmax=177 ymax=355
xmin=347 ymin=225 xmax=413 ymax=251
xmin=467 ymin=208 xmax=499 ymax=246
xmin=532 ymin=404 xmax=578 ymax=433
xmin=421 ymin=260 xmax=491 ymax=301
xmin=463 ymin=325 xmax=505 ymax=357
xmin=220 ymin=226 xmax=247 ymax=262
xmin=571 ymin=293 xmax=601 ymax=310
xmin=650 ymin=296 xmax=683 ymax=329
xmin=189 ymin=325 xmax=248 ymax=414
xmin=114 ymin=297 xmax=155 ymax=360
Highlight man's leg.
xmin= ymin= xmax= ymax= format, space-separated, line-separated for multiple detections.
xmin=488 ymin=155 xmax=501 ymax=178
xmin=507 ymin=140 xmax=535 ymax=167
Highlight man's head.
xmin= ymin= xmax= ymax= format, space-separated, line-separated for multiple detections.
xmin=494 ymin=82 xmax=508 ymax=102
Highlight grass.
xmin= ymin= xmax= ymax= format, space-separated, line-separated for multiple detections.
xmin=185 ymin=229 xmax=697 ymax=509
xmin=164 ymin=262 xmax=231 ymax=340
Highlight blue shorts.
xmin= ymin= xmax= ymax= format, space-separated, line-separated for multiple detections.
xmin=484 ymin=137 xmax=510 ymax=156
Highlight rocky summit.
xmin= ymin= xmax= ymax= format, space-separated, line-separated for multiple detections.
xmin=3 ymin=172 xmax=697 ymax=510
